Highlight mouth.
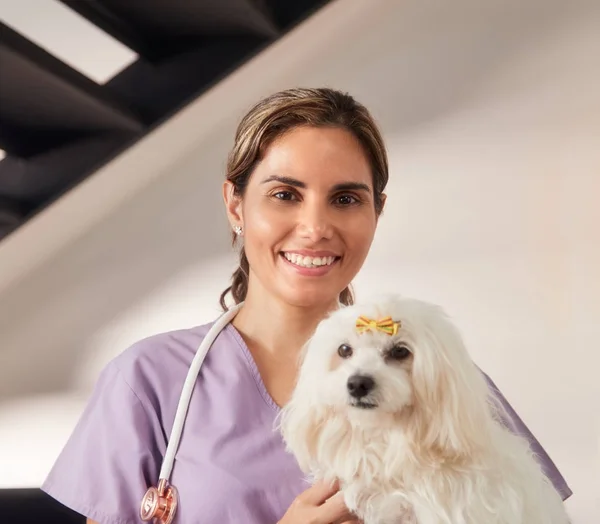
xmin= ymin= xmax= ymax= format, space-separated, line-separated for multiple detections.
xmin=349 ymin=400 xmax=378 ymax=410
xmin=279 ymin=251 xmax=341 ymax=276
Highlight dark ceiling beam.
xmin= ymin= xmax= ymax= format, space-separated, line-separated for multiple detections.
xmin=0 ymin=23 xmax=144 ymax=157
xmin=0 ymin=0 xmax=332 ymax=244
xmin=58 ymin=0 xmax=155 ymax=59
xmin=60 ymin=0 xmax=279 ymax=59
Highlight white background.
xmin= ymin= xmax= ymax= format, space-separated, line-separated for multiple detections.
xmin=0 ymin=0 xmax=598 ymax=521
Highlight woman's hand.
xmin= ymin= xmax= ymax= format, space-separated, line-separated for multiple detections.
xmin=278 ymin=479 xmax=359 ymax=524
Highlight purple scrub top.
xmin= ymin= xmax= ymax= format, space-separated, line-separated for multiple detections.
xmin=42 ymin=321 xmax=572 ymax=524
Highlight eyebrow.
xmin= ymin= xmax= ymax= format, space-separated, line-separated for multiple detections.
xmin=261 ymin=175 xmax=371 ymax=193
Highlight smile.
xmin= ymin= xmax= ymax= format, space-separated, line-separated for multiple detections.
xmin=282 ymin=252 xmax=338 ymax=268
xmin=279 ymin=251 xmax=341 ymax=277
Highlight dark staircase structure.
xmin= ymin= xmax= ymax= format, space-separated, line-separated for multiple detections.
xmin=0 ymin=1 xmax=330 ymax=522
xmin=0 ymin=0 xmax=331 ymax=244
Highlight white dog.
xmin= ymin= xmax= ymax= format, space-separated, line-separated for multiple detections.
xmin=279 ymin=296 xmax=569 ymax=524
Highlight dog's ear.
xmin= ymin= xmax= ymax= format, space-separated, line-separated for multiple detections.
xmin=405 ymin=311 xmax=493 ymax=460
xmin=276 ymin=336 xmax=327 ymax=472
xmin=277 ymin=385 xmax=327 ymax=473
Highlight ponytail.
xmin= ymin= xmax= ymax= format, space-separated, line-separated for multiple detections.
xmin=219 ymin=247 xmax=250 ymax=311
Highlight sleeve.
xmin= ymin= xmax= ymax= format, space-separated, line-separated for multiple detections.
xmin=41 ymin=361 xmax=166 ymax=524
xmin=481 ymin=371 xmax=573 ymax=501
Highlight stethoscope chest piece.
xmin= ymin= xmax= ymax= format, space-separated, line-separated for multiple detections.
xmin=140 ymin=478 xmax=178 ymax=524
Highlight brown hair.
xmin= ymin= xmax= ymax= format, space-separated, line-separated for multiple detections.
xmin=219 ymin=87 xmax=389 ymax=311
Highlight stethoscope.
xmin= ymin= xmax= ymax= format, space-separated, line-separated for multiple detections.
xmin=140 ymin=302 xmax=244 ymax=524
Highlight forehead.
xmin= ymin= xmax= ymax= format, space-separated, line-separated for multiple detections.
xmin=255 ymin=126 xmax=372 ymax=185
xmin=315 ymin=298 xmax=439 ymax=346
xmin=315 ymin=308 xmax=403 ymax=348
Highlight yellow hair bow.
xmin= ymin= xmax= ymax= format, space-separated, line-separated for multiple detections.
xmin=355 ymin=316 xmax=400 ymax=336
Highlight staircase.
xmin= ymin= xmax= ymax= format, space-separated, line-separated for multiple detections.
xmin=0 ymin=1 xmax=331 ymax=522
xmin=0 ymin=0 xmax=331 ymax=243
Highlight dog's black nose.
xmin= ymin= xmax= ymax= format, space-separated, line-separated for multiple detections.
xmin=347 ymin=374 xmax=375 ymax=398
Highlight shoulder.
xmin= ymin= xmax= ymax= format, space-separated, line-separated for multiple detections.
xmin=479 ymin=368 xmax=573 ymax=501
xmin=103 ymin=322 xmax=230 ymax=412
xmin=41 ymin=323 xmax=221 ymax=522
xmin=111 ymin=323 xmax=212 ymax=386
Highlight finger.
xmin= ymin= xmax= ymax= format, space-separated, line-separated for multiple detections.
xmin=300 ymin=479 xmax=340 ymax=505
xmin=318 ymin=491 xmax=354 ymax=523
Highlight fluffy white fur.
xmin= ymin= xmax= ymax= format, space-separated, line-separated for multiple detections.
xmin=278 ymin=295 xmax=569 ymax=524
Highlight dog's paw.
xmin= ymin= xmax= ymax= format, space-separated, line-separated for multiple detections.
xmin=343 ymin=486 xmax=414 ymax=524
xmin=342 ymin=485 xmax=360 ymax=514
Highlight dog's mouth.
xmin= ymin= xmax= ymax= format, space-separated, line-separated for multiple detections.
xmin=349 ymin=400 xmax=378 ymax=410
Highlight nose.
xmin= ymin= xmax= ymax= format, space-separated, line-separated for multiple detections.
xmin=298 ymin=201 xmax=333 ymax=242
xmin=347 ymin=374 xmax=375 ymax=398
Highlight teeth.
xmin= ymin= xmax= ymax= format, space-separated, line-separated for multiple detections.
xmin=283 ymin=253 xmax=336 ymax=268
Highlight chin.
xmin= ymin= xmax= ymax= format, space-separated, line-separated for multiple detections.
xmin=278 ymin=283 xmax=342 ymax=309
xmin=278 ymin=295 xmax=569 ymax=524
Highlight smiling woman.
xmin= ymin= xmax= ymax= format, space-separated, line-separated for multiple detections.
xmin=220 ymin=88 xmax=389 ymax=313
xmin=41 ymin=87 xmax=570 ymax=524
xmin=223 ymin=125 xmax=382 ymax=310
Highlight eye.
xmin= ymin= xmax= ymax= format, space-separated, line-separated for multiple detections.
xmin=334 ymin=194 xmax=359 ymax=207
xmin=273 ymin=190 xmax=297 ymax=201
xmin=387 ymin=344 xmax=411 ymax=361
xmin=337 ymin=344 xmax=353 ymax=359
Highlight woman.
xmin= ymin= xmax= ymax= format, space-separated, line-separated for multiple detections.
xmin=42 ymin=88 xmax=571 ymax=524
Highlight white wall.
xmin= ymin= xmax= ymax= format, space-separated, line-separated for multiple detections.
xmin=0 ymin=0 xmax=598 ymax=521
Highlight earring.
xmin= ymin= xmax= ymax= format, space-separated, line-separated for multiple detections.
xmin=233 ymin=225 xmax=243 ymax=236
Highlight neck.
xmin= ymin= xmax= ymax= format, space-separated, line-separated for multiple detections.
xmin=232 ymin=287 xmax=338 ymax=362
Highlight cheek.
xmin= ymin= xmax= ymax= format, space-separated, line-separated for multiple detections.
xmin=300 ymin=350 xmax=346 ymax=402
xmin=328 ymin=350 xmax=345 ymax=372
xmin=317 ymin=359 xmax=352 ymax=405
xmin=245 ymin=204 xmax=282 ymax=242
xmin=323 ymin=372 xmax=351 ymax=405
xmin=377 ymin=368 xmax=414 ymax=410
xmin=339 ymin=214 xmax=377 ymax=257
xmin=242 ymin=203 xmax=290 ymax=261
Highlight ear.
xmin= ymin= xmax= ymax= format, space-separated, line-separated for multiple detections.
xmin=278 ymin=389 xmax=328 ymax=473
xmin=405 ymin=312 xmax=493 ymax=460
xmin=277 ymin=337 xmax=332 ymax=472
xmin=376 ymin=192 xmax=387 ymax=219
xmin=222 ymin=180 xmax=243 ymax=229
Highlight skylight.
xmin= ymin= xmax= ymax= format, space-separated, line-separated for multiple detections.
xmin=0 ymin=0 xmax=138 ymax=84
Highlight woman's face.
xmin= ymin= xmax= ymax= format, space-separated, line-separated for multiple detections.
xmin=224 ymin=126 xmax=383 ymax=309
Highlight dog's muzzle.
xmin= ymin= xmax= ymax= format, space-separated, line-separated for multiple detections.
xmin=347 ymin=374 xmax=375 ymax=398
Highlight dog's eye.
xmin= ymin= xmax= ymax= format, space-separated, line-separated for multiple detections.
xmin=337 ymin=344 xmax=353 ymax=359
xmin=388 ymin=344 xmax=411 ymax=360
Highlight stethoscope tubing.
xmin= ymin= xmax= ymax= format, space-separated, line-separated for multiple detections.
xmin=158 ymin=302 xmax=244 ymax=481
